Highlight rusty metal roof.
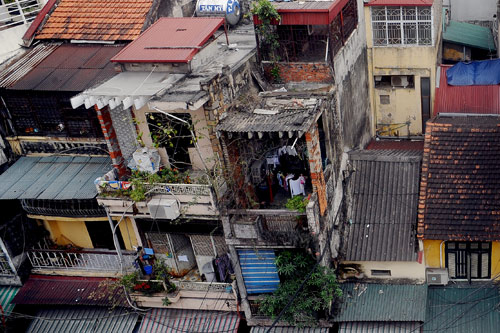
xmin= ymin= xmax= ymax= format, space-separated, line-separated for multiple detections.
xmin=344 ymin=150 xmax=421 ymax=261
xmin=13 ymin=275 xmax=127 ymax=306
xmin=0 ymin=44 xmax=123 ymax=91
xmin=35 ymin=0 xmax=153 ymax=41
xmin=366 ymin=139 xmax=424 ymax=151
xmin=434 ymin=65 xmax=500 ymax=115
xmin=254 ymin=0 xmax=348 ymax=25
xmin=111 ymin=17 xmax=224 ymax=63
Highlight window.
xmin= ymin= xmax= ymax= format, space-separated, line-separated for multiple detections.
xmin=371 ymin=269 xmax=391 ymax=276
xmin=446 ymin=242 xmax=491 ymax=279
xmin=371 ymin=6 xmax=432 ymax=46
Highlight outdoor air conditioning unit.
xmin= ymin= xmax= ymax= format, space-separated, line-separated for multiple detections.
xmin=391 ymin=75 xmax=410 ymax=88
xmin=426 ymin=268 xmax=449 ymax=286
xmin=147 ymin=198 xmax=180 ymax=220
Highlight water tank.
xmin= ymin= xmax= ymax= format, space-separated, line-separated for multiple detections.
xmin=196 ymin=0 xmax=241 ymax=26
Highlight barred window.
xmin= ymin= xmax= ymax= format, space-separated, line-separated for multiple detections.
xmin=446 ymin=242 xmax=490 ymax=280
xmin=371 ymin=6 xmax=432 ymax=46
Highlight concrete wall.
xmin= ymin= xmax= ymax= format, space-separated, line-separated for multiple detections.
xmin=333 ymin=0 xmax=372 ymax=149
xmin=444 ymin=0 xmax=496 ymax=22
xmin=0 ymin=24 xmax=29 ymax=64
xmin=364 ymin=2 xmax=442 ymax=136
xmin=342 ymin=260 xmax=426 ymax=281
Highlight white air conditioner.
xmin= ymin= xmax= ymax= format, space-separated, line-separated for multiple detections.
xmin=391 ymin=75 xmax=410 ymax=88
xmin=147 ymin=198 xmax=180 ymax=220
xmin=426 ymin=268 xmax=449 ymax=286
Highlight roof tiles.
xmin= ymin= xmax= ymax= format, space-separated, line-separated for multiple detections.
xmin=35 ymin=0 xmax=153 ymax=41
xmin=418 ymin=115 xmax=500 ymax=241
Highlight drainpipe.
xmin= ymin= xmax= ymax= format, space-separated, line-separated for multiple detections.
xmin=104 ymin=207 xmax=124 ymax=269
xmin=439 ymin=240 xmax=445 ymax=268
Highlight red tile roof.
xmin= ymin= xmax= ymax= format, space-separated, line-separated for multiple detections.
xmin=417 ymin=115 xmax=500 ymax=241
xmin=12 ymin=275 xmax=127 ymax=306
xmin=35 ymin=0 xmax=153 ymax=41
xmin=366 ymin=139 xmax=424 ymax=151
xmin=22 ymin=0 xmax=58 ymax=43
xmin=434 ymin=65 xmax=500 ymax=115
xmin=0 ymin=44 xmax=123 ymax=91
xmin=364 ymin=0 xmax=433 ymax=6
xmin=111 ymin=17 xmax=224 ymax=63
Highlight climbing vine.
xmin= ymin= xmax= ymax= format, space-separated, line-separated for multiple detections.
xmin=259 ymin=251 xmax=342 ymax=327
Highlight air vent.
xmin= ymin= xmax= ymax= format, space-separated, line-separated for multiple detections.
xmin=147 ymin=197 xmax=180 ymax=220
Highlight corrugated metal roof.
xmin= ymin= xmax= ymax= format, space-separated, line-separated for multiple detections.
xmin=238 ymin=249 xmax=280 ymax=294
xmin=217 ymin=99 xmax=321 ymax=134
xmin=344 ymin=150 xmax=421 ymax=261
xmin=434 ymin=65 xmax=500 ymax=114
xmin=443 ymin=21 xmax=496 ymax=51
xmin=425 ymin=285 xmax=500 ymax=333
xmin=0 ymin=156 xmax=111 ymax=200
xmin=0 ymin=44 xmax=123 ymax=91
xmin=13 ymin=275 xmax=127 ymax=307
xmin=251 ymin=327 xmax=328 ymax=333
xmin=366 ymin=139 xmax=424 ymax=151
xmin=138 ymin=309 xmax=240 ymax=333
xmin=111 ymin=17 xmax=224 ymax=63
xmin=35 ymin=0 xmax=153 ymax=41
xmin=27 ymin=306 xmax=138 ymax=333
xmin=364 ymin=0 xmax=433 ymax=6
xmin=0 ymin=286 xmax=19 ymax=315
xmin=338 ymin=322 xmax=420 ymax=332
xmin=335 ymin=283 xmax=428 ymax=322
xmin=254 ymin=0 xmax=348 ymax=25
xmin=0 ymin=43 xmax=60 ymax=88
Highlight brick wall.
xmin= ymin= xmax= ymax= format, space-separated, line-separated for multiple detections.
xmin=305 ymin=123 xmax=327 ymax=216
xmin=95 ymin=106 xmax=127 ymax=178
xmin=262 ymin=62 xmax=334 ymax=84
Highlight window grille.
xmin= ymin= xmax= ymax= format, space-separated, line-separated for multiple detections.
xmin=0 ymin=252 xmax=14 ymax=276
xmin=371 ymin=6 xmax=432 ymax=46
xmin=446 ymin=242 xmax=490 ymax=279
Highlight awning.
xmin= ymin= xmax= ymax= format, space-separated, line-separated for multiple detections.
xmin=70 ymin=72 xmax=184 ymax=110
xmin=443 ymin=20 xmax=496 ymax=51
xmin=27 ymin=306 xmax=138 ymax=333
xmin=251 ymin=327 xmax=328 ymax=333
xmin=13 ymin=275 xmax=127 ymax=307
xmin=0 ymin=286 xmax=19 ymax=316
xmin=0 ymin=156 xmax=111 ymax=200
xmin=238 ymin=249 xmax=280 ymax=294
xmin=138 ymin=308 xmax=240 ymax=333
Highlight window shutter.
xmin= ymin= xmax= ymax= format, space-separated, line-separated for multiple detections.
xmin=481 ymin=253 xmax=489 ymax=278
xmin=448 ymin=252 xmax=456 ymax=278
xmin=470 ymin=252 xmax=479 ymax=278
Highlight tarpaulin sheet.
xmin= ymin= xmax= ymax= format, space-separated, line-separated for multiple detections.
xmin=447 ymin=59 xmax=500 ymax=86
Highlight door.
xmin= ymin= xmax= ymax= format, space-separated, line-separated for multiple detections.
xmin=420 ymin=77 xmax=431 ymax=133
xmin=85 ymin=221 xmax=125 ymax=250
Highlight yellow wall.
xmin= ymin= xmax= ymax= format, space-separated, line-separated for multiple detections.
xmin=37 ymin=216 xmax=138 ymax=251
xmin=364 ymin=5 xmax=442 ymax=136
xmin=424 ymin=240 xmax=500 ymax=280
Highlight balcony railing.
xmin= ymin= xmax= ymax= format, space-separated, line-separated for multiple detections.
xmin=0 ymin=0 xmax=42 ymax=29
xmin=27 ymin=249 xmax=136 ymax=273
xmin=172 ymin=280 xmax=234 ymax=293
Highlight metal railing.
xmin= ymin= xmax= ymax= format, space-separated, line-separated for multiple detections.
xmin=172 ymin=280 xmax=233 ymax=293
xmin=0 ymin=0 xmax=43 ymax=28
xmin=27 ymin=249 xmax=136 ymax=272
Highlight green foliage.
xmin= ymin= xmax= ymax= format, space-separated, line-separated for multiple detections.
xmin=120 ymin=271 xmax=139 ymax=291
xmin=259 ymin=251 xmax=342 ymax=327
xmin=252 ymin=0 xmax=281 ymax=79
xmin=285 ymin=196 xmax=309 ymax=213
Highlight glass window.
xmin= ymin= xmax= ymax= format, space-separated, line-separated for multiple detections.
xmin=446 ymin=242 xmax=491 ymax=280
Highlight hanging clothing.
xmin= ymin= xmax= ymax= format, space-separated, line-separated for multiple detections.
xmin=214 ymin=253 xmax=234 ymax=283
xmin=290 ymin=176 xmax=306 ymax=197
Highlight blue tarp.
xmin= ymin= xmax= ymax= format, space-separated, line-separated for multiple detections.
xmin=447 ymin=59 xmax=500 ymax=86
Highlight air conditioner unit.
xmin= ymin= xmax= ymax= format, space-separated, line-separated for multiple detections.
xmin=391 ymin=75 xmax=410 ymax=88
xmin=147 ymin=198 xmax=180 ymax=220
xmin=426 ymin=268 xmax=449 ymax=286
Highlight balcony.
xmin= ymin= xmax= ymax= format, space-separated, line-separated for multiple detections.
xmin=96 ymin=170 xmax=226 ymax=218
xmin=130 ymin=279 xmax=237 ymax=311
xmin=225 ymin=193 xmax=320 ymax=247
xmin=27 ymin=249 xmax=136 ymax=277
xmin=0 ymin=0 xmax=42 ymax=30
